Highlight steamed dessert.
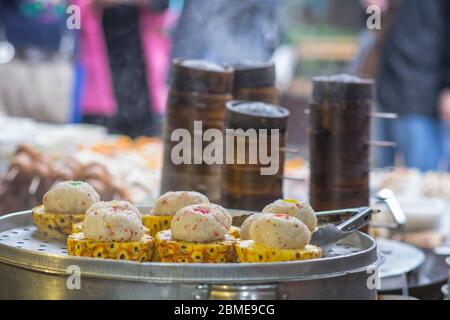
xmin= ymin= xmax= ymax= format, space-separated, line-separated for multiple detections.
xmin=32 ymin=181 xmax=100 ymax=238
xmin=154 ymin=203 xmax=235 ymax=263
xmin=83 ymin=201 xmax=144 ymax=241
xmin=143 ymin=191 xmax=210 ymax=236
xmin=250 ymin=214 xmax=311 ymax=249
xmin=67 ymin=201 xmax=154 ymax=262
xmin=240 ymin=199 xmax=317 ymax=241
xmin=262 ymin=199 xmax=317 ymax=232
xmin=240 ymin=213 xmax=263 ymax=240
xmin=235 ymin=213 xmax=321 ymax=263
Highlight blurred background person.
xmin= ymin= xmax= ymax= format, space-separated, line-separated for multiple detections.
xmin=74 ymin=0 xmax=174 ymax=137
xmin=0 ymin=0 xmax=74 ymax=123
xmin=375 ymin=0 xmax=450 ymax=171
xmin=349 ymin=0 xmax=401 ymax=79
xmin=172 ymin=0 xmax=281 ymax=63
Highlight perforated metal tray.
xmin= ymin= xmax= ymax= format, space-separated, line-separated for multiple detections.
xmin=0 ymin=209 xmax=381 ymax=284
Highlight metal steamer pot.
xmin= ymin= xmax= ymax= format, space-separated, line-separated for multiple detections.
xmin=0 ymin=210 xmax=383 ymax=300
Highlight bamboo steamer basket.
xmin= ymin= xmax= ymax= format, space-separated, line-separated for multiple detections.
xmin=221 ymin=101 xmax=290 ymax=211
xmin=309 ymin=75 xmax=374 ymax=211
xmin=232 ymin=61 xmax=278 ymax=105
xmin=161 ymin=59 xmax=234 ymax=202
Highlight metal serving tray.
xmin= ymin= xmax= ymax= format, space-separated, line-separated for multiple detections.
xmin=0 ymin=209 xmax=380 ymax=283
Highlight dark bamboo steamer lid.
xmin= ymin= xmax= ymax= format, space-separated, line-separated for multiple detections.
xmin=165 ymin=93 xmax=229 ymax=126
xmin=167 ymin=90 xmax=232 ymax=109
xmin=310 ymin=174 xmax=369 ymax=188
xmin=233 ymin=87 xmax=278 ymax=105
xmin=163 ymin=162 xmax=223 ymax=175
xmin=170 ymin=59 xmax=234 ymax=94
xmin=310 ymin=134 xmax=370 ymax=162
xmin=312 ymin=74 xmax=374 ymax=103
xmin=310 ymin=184 xmax=370 ymax=201
xmin=310 ymin=160 xmax=369 ymax=176
xmin=310 ymin=164 xmax=369 ymax=182
xmin=309 ymin=174 xmax=368 ymax=189
xmin=309 ymin=102 xmax=371 ymax=133
xmin=225 ymin=101 xmax=289 ymax=131
xmin=232 ymin=61 xmax=278 ymax=104
xmin=232 ymin=61 xmax=276 ymax=88
xmin=222 ymin=170 xmax=283 ymax=194
xmin=221 ymin=136 xmax=286 ymax=167
xmin=310 ymin=185 xmax=370 ymax=211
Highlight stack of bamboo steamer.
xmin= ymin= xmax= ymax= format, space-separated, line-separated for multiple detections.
xmin=232 ymin=61 xmax=278 ymax=105
xmin=309 ymin=75 xmax=374 ymax=211
xmin=160 ymin=59 xmax=234 ymax=203
xmin=221 ymin=101 xmax=289 ymax=211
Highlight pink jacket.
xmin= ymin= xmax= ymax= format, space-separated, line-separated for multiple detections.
xmin=75 ymin=0 xmax=172 ymax=116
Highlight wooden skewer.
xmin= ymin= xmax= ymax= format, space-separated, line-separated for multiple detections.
xmin=0 ymin=167 xmax=21 ymax=198
xmin=280 ymin=147 xmax=300 ymax=154
xmin=370 ymin=112 xmax=398 ymax=119
xmin=4 ymin=167 xmax=19 ymax=182
xmin=28 ymin=176 xmax=41 ymax=195
xmin=368 ymin=140 xmax=396 ymax=148
xmin=280 ymin=176 xmax=305 ymax=182
xmin=369 ymin=222 xmax=399 ymax=229
xmin=371 ymin=167 xmax=395 ymax=172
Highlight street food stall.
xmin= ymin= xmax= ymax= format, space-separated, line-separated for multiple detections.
xmin=0 ymin=59 xmax=448 ymax=301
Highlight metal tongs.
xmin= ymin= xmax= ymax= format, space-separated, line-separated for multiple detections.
xmin=310 ymin=207 xmax=373 ymax=254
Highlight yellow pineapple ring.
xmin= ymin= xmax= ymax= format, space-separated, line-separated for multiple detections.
xmin=67 ymin=233 xmax=154 ymax=262
xmin=228 ymin=226 xmax=241 ymax=239
xmin=71 ymin=222 xmax=150 ymax=238
xmin=235 ymin=240 xmax=322 ymax=263
xmin=141 ymin=215 xmax=173 ymax=237
xmin=154 ymin=230 xmax=236 ymax=263
xmin=32 ymin=205 xmax=84 ymax=239
xmin=71 ymin=222 xmax=83 ymax=234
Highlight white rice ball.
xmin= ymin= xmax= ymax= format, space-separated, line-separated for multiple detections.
xmin=83 ymin=201 xmax=145 ymax=242
xmin=153 ymin=191 xmax=210 ymax=216
xmin=249 ymin=213 xmax=311 ymax=249
xmin=171 ymin=204 xmax=229 ymax=243
xmin=262 ymin=199 xmax=317 ymax=232
xmin=43 ymin=180 xmax=100 ymax=214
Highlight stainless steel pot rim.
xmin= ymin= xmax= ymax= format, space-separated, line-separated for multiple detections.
xmin=0 ymin=210 xmax=381 ymax=284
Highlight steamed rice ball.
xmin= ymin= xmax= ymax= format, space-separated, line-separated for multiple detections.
xmin=43 ymin=180 xmax=100 ymax=214
xmin=171 ymin=204 xmax=231 ymax=243
xmin=262 ymin=199 xmax=317 ymax=232
xmin=153 ymin=191 xmax=210 ymax=216
xmin=249 ymin=213 xmax=311 ymax=249
xmin=83 ymin=201 xmax=145 ymax=242
xmin=240 ymin=213 xmax=263 ymax=240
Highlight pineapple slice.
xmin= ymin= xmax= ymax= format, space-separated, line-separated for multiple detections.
xmin=32 ymin=205 xmax=84 ymax=239
xmin=71 ymin=222 xmax=151 ymax=236
xmin=154 ymin=230 xmax=236 ymax=263
xmin=235 ymin=239 xmax=322 ymax=263
xmin=67 ymin=232 xmax=154 ymax=262
xmin=71 ymin=222 xmax=83 ymax=234
xmin=228 ymin=226 xmax=241 ymax=239
xmin=142 ymin=215 xmax=173 ymax=237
